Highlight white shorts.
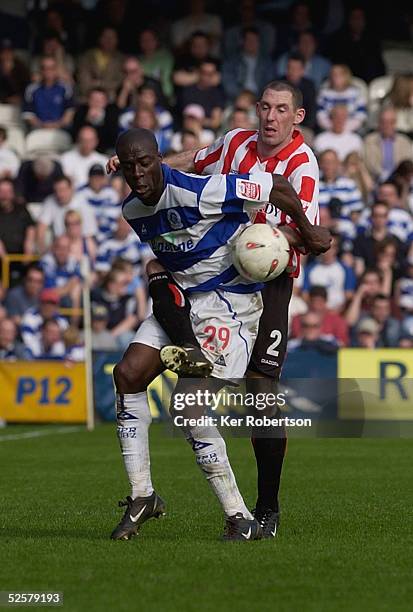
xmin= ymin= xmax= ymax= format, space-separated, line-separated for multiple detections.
xmin=132 ymin=289 xmax=263 ymax=379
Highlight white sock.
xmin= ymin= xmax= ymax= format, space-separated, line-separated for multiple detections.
xmin=116 ymin=392 xmax=153 ymax=499
xmin=187 ymin=425 xmax=252 ymax=519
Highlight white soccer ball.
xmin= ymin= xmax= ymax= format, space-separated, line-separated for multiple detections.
xmin=232 ymin=224 xmax=290 ymax=282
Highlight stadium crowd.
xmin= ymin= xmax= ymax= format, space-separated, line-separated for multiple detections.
xmin=0 ymin=0 xmax=413 ymax=363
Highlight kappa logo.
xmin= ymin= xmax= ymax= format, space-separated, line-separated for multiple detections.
xmin=214 ymin=354 xmax=227 ymax=366
xmin=236 ymin=179 xmax=262 ymax=201
xmin=167 ymin=209 xmax=183 ymax=230
xmin=191 ymin=439 xmax=213 ymax=452
xmin=116 ymin=409 xmax=136 ymax=421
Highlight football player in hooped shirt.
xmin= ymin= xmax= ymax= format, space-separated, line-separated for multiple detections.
xmin=107 ymin=81 xmax=329 ymax=539
xmin=110 ymin=128 xmax=330 ymax=542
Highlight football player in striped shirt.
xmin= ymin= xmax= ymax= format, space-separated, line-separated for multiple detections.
xmin=109 ymin=128 xmax=329 ymax=542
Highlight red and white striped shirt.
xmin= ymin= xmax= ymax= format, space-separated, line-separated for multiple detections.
xmin=193 ymin=128 xmax=320 ymax=277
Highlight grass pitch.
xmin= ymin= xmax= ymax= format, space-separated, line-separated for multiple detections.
xmin=0 ymin=424 xmax=412 ymax=612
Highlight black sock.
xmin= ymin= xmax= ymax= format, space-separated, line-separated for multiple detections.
xmin=148 ymin=272 xmax=199 ymax=348
xmin=247 ymin=376 xmax=287 ymax=512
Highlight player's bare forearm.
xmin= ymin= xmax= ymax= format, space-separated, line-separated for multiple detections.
xmin=279 ymin=226 xmax=302 ymax=248
xmin=163 ymin=149 xmax=198 ymax=172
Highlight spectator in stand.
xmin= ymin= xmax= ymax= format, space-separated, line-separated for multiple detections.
xmin=77 ymin=164 xmax=120 ymax=245
xmin=60 ymin=126 xmax=108 ymax=188
xmin=316 ymin=64 xmax=367 ymax=133
xmin=373 ymin=181 xmax=413 ymax=245
xmin=178 ymin=59 xmax=225 ymax=131
xmin=222 ymin=27 xmax=274 ymax=102
xmin=375 ymin=237 xmax=401 ymax=296
xmin=276 ymin=2 xmax=315 ymax=57
xmin=91 ymin=268 xmax=138 ymax=349
xmin=275 ymin=30 xmax=331 ymax=90
xmin=72 ymin=88 xmax=119 ymax=154
xmin=20 ymin=287 xmax=69 ymax=359
xmin=224 ymin=0 xmax=276 ymax=58
xmin=345 ymin=269 xmax=388 ymax=327
xmin=22 ymin=56 xmax=74 ymax=130
xmin=314 ymin=105 xmax=363 ymax=161
xmin=88 ymin=303 xmax=119 ymax=351
xmin=354 ymin=317 xmax=380 ymax=349
xmin=0 ymin=127 xmax=20 ymax=179
xmin=33 ymin=319 xmax=66 ymax=360
xmin=327 ymin=6 xmax=385 ymax=83
xmin=15 ymin=156 xmax=63 ymax=204
xmin=180 ymin=129 xmax=200 ymax=152
xmin=77 ymin=27 xmax=124 ymax=101
xmin=170 ymin=104 xmax=214 ymax=152
xmin=5 ymin=264 xmax=44 ymax=325
xmin=280 ymin=53 xmax=316 ymax=130
xmin=172 ymin=31 xmax=213 ymax=90
xmin=0 ymin=178 xmax=35 ymax=257
xmin=291 ymin=285 xmax=349 ymax=346
xmin=119 ymin=83 xmax=173 ymax=146
xmin=39 ymin=235 xmax=82 ymax=308
xmin=220 ymin=90 xmax=258 ymax=134
xmin=397 ymin=258 xmax=413 ymax=337
xmin=0 ymin=318 xmax=26 ymax=360
xmin=138 ymin=28 xmax=174 ymax=101
xmin=116 ymin=56 xmax=164 ymax=113
xmin=64 ymin=210 xmax=96 ymax=265
xmin=302 ymin=234 xmax=357 ymax=312
xmin=382 ymin=75 xmax=413 ymax=137
xmin=170 ymin=0 xmax=222 ymax=56
xmin=227 ymin=108 xmax=254 ymax=131
xmin=31 ymin=30 xmax=75 ymax=85
xmin=318 ymin=149 xmax=363 ymax=219
xmin=288 ymin=311 xmax=339 ymax=354
xmin=363 ymin=107 xmax=413 ymax=183
xmin=63 ymin=326 xmax=85 ymax=362
xmin=0 ymin=42 xmax=30 ymax=104
xmin=389 ymin=160 xmax=413 ymax=213
xmin=131 ymin=106 xmax=171 ymax=155
xmin=342 ymin=152 xmax=375 ymax=204
xmin=354 ymin=294 xmax=400 ymax=347
xmin=36 ymin=176 xmax=97 ymax=253
xmin=111 ymin=258 xmax=148 ymax=322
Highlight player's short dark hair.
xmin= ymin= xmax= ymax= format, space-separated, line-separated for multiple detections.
xmin=260 ymin=80 xmax=303 ymax=109
xmin=309 ymin=286 xmax=328 ymax=300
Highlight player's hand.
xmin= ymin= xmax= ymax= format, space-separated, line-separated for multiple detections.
xmin=303 ymin=226 xmax=332 ymax=255
xmin=106 ymin=155 xmax=120 ymax=174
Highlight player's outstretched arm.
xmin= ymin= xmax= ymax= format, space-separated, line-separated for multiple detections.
xmin=270 ymin=175 xmax=331 ymax=254
xmin=163 ymin=149 xmax=199 ymax=172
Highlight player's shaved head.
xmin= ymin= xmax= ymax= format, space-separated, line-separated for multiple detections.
xmin=116 ymin=128 xmax=159 ymax=157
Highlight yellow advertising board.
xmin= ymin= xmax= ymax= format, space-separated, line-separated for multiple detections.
xmin=338 ymin=349 xmax=413 ymax=421
xmin=0 ymin=361 xmax=87 ymax=423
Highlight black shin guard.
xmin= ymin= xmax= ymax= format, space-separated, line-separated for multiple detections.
xmin=148 ymin=272 xmax=199 ymax=348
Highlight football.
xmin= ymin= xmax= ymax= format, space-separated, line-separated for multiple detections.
xmin=232 ymin=224 xmax=291 ymax=282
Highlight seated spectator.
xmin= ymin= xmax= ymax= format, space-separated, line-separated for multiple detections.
xmin=345 ymin=269 xmax=387 ymax=327
xmin=91 ymin=268 xmax=138 ymax=349
xmin=111 ymin=258 xmax=148 ymax=322
xmin=395 ymin=258 xmax=413 ymax=321
xmin=275 ymin=30 xmax=331 ymax=90
xmin=64 ymin=210 xmax=96 ymax=265
xmin=276 ymin=1 xmax=315 ymax=57
xmin=170 ymin=0 xmax=222 ymax=56
xmin=367 ymin=181 xmax=413 ymax=245
xmin=72 ymin=88 xmax=119 ymax=154
xmin=0 ymin=317 xmax=26 ymax=360
xmin=31 ymin=30 xmax=75 ymax=85
xmin=178 ymin=59 xmax=225 ymax=131
xmin=280 ymin=53 xmax=316 ymax=129
xmin=220 ymin=90 xmax=258 ymax=134
xmin=116 ymin=56 xmax=164 ymax=112
xmin=22 ymin=56 xmax=74 ymax=130
xmin=314 ymin=105 xmax=363 ymax=161
xmin=15 ymin=156 xmax=64 ymax=204
xmin=302 ymin=235 xmax=356 ymax=312
xmin=222 ymin=27 xmax=274 ymax=102
xmin=34 ymin=319 xmax=66 ymax=360
xmin=399 ymin=335 xmax=413 ymax=348
xmin=170 ymin=104 xmax=214 ymax=152
xmin=227 ymin=108 xmax=254 ymax=131
xmin=60 ymin=126 xmax=108 ymax=188
xmin=0 ymin=42 xmax=30 ymax=104
xmin=361 ymin=293 xmax=401 ymax=347
xmin=318 ymin=149 xmax=363 ymax=219
xmin=37 ymin=176 xmax=97 ymax=253
xmin=342 ymin=151 xmax=374 ymax=204
xmin=62 ymin=326 xmax=84 ymax=361
xmin=180 ymin=129 xmax=200 ymax=152
xmin=375 ymin=237 xmax=401 ymax=296
xmin=0 ymin=126 xmax=20 ymax=179
xmin=77 ymin=27 xmax=124 ymax=101
xmin=316 ymin=64 xmax=367 ymax=133
xmin=172 ymin=31 xmax=214 ymax=89
xmin=5 ymin=264 xmax=45 ymax=324
xmin=382 ymin=75 xmax=413 ymax=137
xmin=39 ymin=235 xmax=82 ymax=309
xmin=132 ymin=106 xmax=171 ymax=155
xmin=291 ymin=285 xmax=349 ymax=346
xmin=88 ymin=303 xmax=119 ymax=351
xmin=138 ymin=28 xmax=174 ymax=101
xmin=288 ymin=311 xmax=339 ymax=354
xmin=223 ymin=0 xmax=276 ymax=58
xmin=21 ymin=288 xmax=69 ymax=359
xmin=363 ymin=107 xmax=412 ymax=183
xmin=354 ymin=317 xmax=380 ymax=349
xmin=77 ymin=164 xmax=120 ymax=245
xmin=389 ymin=160 xmax=413 ymax=214
xmin=0 ymin=178 xmax=35 ymax=257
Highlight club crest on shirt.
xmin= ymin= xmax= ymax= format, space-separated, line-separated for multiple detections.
xmin=167 ymin=209 xmax=183 ymax=229
xmin=236 ymin=179 xmax=262 ymax=201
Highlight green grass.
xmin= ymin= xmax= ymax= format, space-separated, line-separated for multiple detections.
xmin=0 ymin=425 xmax=412 ymax=612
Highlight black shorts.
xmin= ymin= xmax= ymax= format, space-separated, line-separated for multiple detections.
xmin=248 ymin=272 xmax=293 ymax=379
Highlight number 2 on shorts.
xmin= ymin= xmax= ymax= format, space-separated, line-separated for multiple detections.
xmin=267 ymin=329 xmax=282 ymax=357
